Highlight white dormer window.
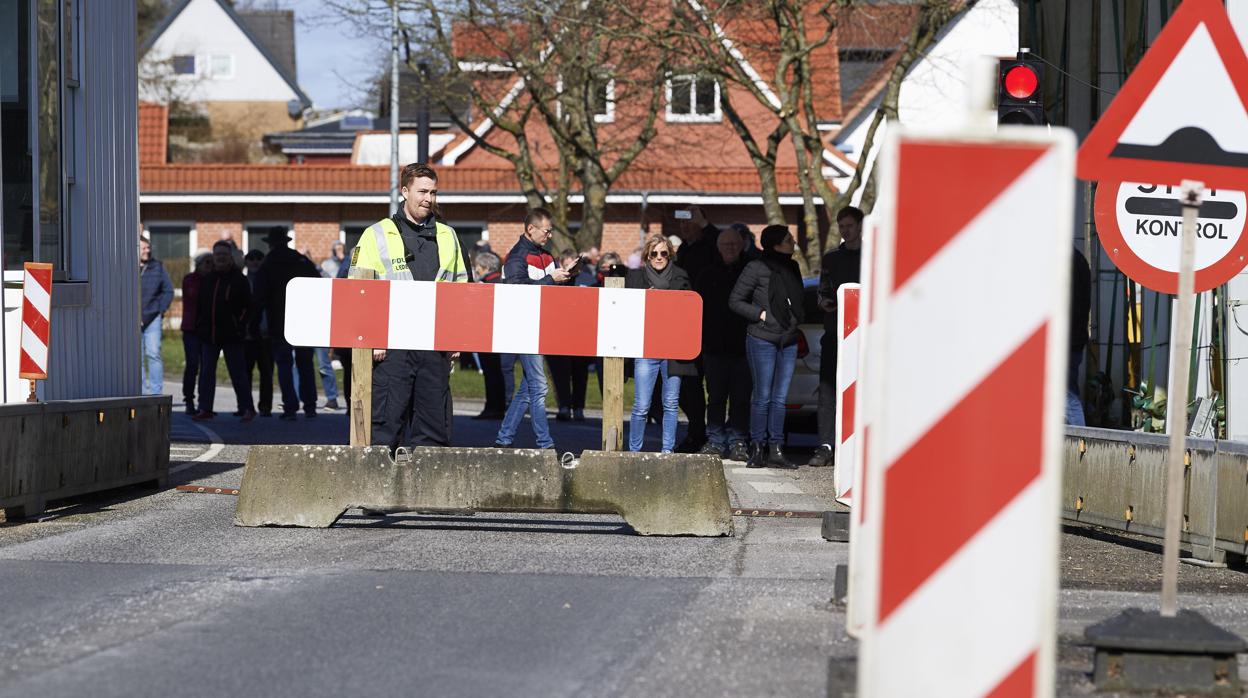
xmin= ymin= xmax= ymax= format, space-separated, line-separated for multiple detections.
xmin=591 ymin=78 xmax=614 ymax=123
xmin=554 ymin=76 xmax=615 ymax=123
xmin=666 ymin=75 xmax=720 ymax=122
xmin=208 ymin=54 xmax=234 ymax=79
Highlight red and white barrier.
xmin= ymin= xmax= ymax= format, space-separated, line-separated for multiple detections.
xmin=855 ymin=128 xmax=1073 ymax=696
xmin=834 ymin=283 xmax=860 ymax=506
xmin=284 ymin=278 xmax=703 ymax=360
xmin=19 ymin=263 xmax=52 ymax=380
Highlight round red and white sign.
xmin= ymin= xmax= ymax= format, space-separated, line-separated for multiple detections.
xmin=1095 ymin=181 xmax=1248 ymax=293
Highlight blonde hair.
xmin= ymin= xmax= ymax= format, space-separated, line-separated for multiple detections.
xmin=642 ymin=235 xmax=673 ymax=264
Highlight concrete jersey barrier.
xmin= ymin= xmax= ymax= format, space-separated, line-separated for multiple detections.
xmin=235 ymin=446 xmax=734 ymax=537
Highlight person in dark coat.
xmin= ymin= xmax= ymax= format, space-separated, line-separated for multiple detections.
xmin=1069 ymin=248 xmax=1092 ymax=425
xmin=730 ymin=224 xmax=804 ymax=469
xmin=179 ymin=252 xmax=211 ymax=414
xmin=243 ymin=250 xmax=274 ymax=417
xmin=194 ymin=241 xmax=255 ymax=421
xmin=253 ymin=228 xmax=321 ymax=420
xmin=627 ymin=235 xmax=694 ymax=452
xmin=673 ymin=206 xmax=720 ymax=452
xmin=139 ymin=237 xmax=174 ymax=396
xmin=696 ymin=226 xmax=752 ymax=461
xmin=473 ymin=251 xmax=507 ymax=419
xmin=809 ymin=206 xmax=863 ymax=467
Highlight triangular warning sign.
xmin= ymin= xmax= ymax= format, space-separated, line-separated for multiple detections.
xmin=1077 ymin=0 xmax=1248 ymax=190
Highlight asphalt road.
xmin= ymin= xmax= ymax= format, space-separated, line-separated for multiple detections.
xmin=2 ymin=391 xmax=1247 ymax=697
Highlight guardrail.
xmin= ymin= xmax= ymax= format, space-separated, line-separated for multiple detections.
xmin=0 ymin=396 xmax=170 ymax=519
xmin=1064 ymin=426 xmax=1248 ymax=566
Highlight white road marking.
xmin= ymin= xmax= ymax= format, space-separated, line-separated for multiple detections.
xmin=169 ymin=420 xmax=224 ymax=474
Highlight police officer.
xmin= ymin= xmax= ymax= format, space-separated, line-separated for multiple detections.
xmin=349 ymin=163 xmax=471 ymax=450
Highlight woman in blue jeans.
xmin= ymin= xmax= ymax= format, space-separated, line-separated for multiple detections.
xmin=729 ymin=225 xmax=805 ymax=468
xmin=626 ymin=235 xmax=695 ymax=452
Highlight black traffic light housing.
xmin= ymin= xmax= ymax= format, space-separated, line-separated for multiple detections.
xmin=997 ymin=50 xmax=1045 ymax=126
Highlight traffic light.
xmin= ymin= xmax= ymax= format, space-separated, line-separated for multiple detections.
xmin=997 ymin=52 xmax=1045 ymax=126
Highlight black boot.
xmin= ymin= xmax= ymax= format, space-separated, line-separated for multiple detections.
xmin=768 ymin=443 xmax=797 ymax=469
xmin=746 ymin=441 xmax=766 ymax=468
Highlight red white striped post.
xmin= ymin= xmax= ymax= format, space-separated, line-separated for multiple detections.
xmin=845 ymin=230 xmax=877 ymax=640
xmin=19 ymin=263 xmax=53 ymax=401
xmin=283 ymin=278 xmax=703 ymax=360
xmin=834 ymin=283 xmax=860 ymax=507
xmin=856 ymin=127 xmax=1074 ymax=696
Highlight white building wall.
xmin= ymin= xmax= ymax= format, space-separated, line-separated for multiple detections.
xmin=833 ymin=0 xmax=1019 ymax=200
xmin=140 ymin=0 xmax=298 ymax=104
xmin=2 ymin=1 xmax=142 ymax=402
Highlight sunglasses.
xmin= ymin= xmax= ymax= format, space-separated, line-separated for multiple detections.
xmin=649 ymin=250 xmax=670 ymax=259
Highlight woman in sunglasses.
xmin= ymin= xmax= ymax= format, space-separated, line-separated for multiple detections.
xmin=625 ymin=235 xmax=695 ymax=452
xmin=729 ymin=225 xmax=804 ymax=469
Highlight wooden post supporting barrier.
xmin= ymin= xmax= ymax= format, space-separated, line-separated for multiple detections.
xmin=601 ymin=276 xmax=625 ymax=451
xmin=348 ymin=267 xmax=375 ymax=447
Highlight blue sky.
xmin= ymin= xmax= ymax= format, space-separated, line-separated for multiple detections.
xmin=286 ymin=0 xmax=386 ymax=111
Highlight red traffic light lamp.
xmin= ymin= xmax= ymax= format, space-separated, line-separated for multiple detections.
xmin=998 ymin=50 xmax=1045 ymax=126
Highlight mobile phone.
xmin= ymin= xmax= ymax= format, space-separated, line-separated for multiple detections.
xmin=565 ymin=255 xmax=587 ymax=275
xmin=674 ymin=210 xmax=692 ymax=220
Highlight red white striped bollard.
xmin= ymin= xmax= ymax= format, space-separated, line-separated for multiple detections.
xmin=856 ymin=128 xmax=1074 ymax=696
xmin=834 ymin=283 xmax=860 ymax=507
xmin=19 ymin=263 xmax=53 ymax=401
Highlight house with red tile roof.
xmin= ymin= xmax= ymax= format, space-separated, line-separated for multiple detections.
xmin=144 ymin=2 xmax=996 ymax=299
xmin=828 ymin=0 xmax=1020 ymax=197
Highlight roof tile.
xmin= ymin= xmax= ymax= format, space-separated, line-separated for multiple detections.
xmin=139 ymin=163 xmax=813 ymax=195
xmin=138 ymin=102 xmax=169 ymax=165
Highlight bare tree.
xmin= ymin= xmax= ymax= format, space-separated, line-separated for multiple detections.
xmin=675 ymin=0 xmax=961 ymax=270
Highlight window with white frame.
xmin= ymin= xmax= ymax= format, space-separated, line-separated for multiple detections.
xmin=591 ymin=78 xmax=614 ymax=123
xmin=666 ymin=74 xmax=719 ymax=122
xmin=145 ymin=223 xmax=194 ymax=283
xmin=208 ymin=54 xmax=233 ymax=79
xmin=2 ymin=0 xmax=78 ymax=274
xmin=555 ymin=75 xmax=615 ymax=123
xmin=244 ymin=223 xmax=295 ymax=258
xmin=172 ymin=54 xmax=195 ymax=75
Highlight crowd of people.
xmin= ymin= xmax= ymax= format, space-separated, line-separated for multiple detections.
xmin=138 ymin=228 xmax=347 ymax=423
xmin=471 ymin=200 xmax=865 ymax=470
xmin=138 ymin=161 xmax=868 ymax=470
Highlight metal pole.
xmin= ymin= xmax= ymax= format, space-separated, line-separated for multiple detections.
xmin=1160 ymin=180 xmax=1202 ymax=617
xmin=417 ymin=62 xmax=430 ymax=164
xmin=389 ymin=0 xmax=400 ymax=214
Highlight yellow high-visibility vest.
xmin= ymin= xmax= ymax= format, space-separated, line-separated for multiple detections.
xmin=349 ymin=217 xmax=467 ymax=282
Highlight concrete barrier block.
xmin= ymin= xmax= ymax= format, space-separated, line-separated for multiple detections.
xmin=234 ymin=446 xmax=734 ymax=537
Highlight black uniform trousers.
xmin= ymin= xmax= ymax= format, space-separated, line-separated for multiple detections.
xmin=817 ymin=332 xmax=839 ymax=446
xmin=372 ymin=348 xmax=453 ymax=450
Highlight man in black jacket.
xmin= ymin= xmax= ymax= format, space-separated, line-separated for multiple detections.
xmin=253 ymin=227 xmax=321 ymax=420
xmin=696 ymin=227 xmax=752 ymax=460
xmin=809 ymin=206 xmax=863 ymax=467
xmin=673 ymin=205 xmax=720 ymax=452
xmin=194 ymin=241 xmax=255 ymax=421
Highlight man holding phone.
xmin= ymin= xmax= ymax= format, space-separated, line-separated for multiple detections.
xmin=494 ymin=208 xmax=576 ymax=450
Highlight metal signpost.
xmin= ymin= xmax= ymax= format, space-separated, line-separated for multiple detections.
xmin=1076 ymin=0 xmax=1248 ymax=690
